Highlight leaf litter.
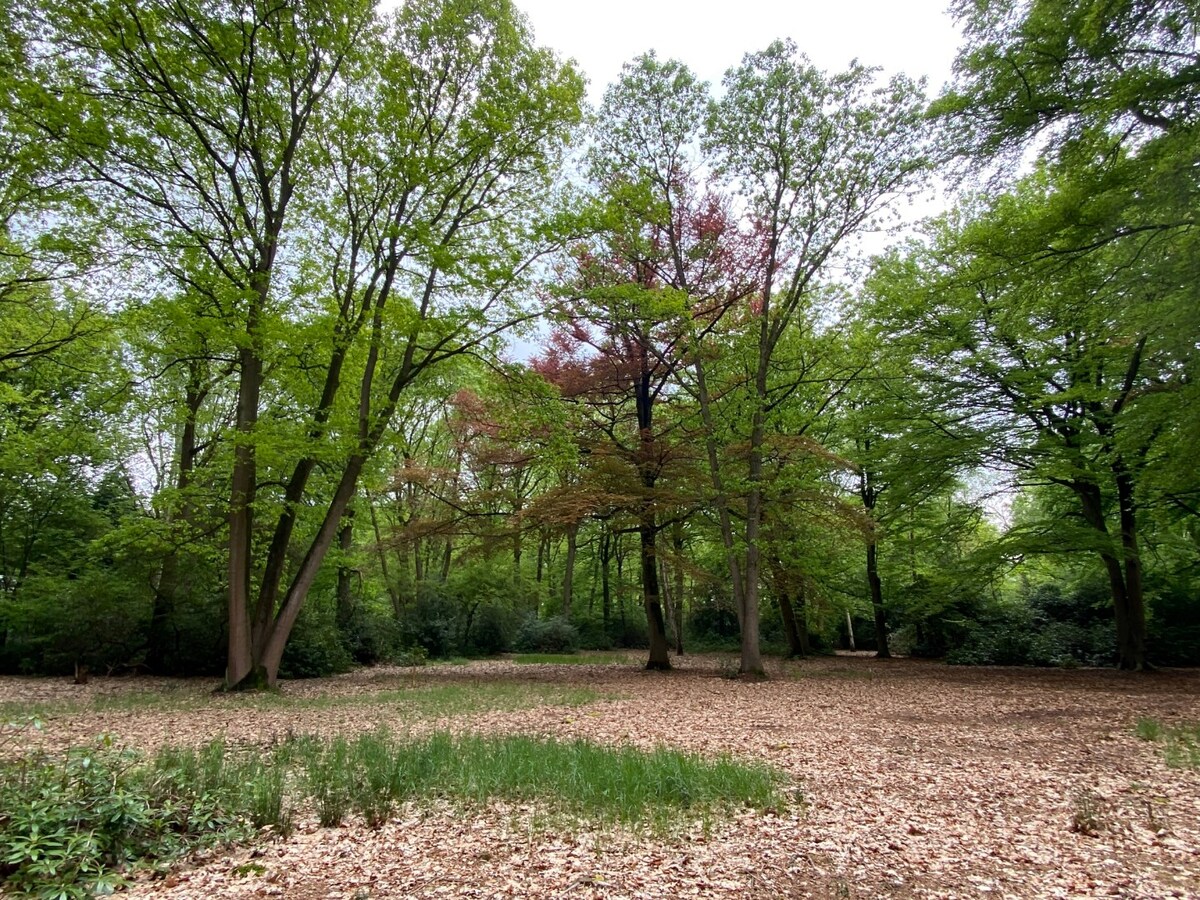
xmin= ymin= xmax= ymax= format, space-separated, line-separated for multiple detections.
xmin=2 ymin=653 xmax=1198 ymax=898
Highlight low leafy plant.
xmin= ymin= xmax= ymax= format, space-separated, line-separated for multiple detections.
xmin=513 ymin=615 xmax=578 ymax=653
xmin=1069 ymin=788 xmax=1105 ymax=836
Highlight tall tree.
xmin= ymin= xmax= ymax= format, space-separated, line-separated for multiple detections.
xmin=20 ymin=0 xmax=583 ymax=686
xmin=700 ymin=40 xmax=928 ymax=675
xmin=544 ymin=54 xmax=758 ymax=669
xmin=871 ymin=168 xmax=1194 ymax=669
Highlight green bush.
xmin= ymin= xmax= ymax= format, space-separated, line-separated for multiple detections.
xmin=463 ymin=603 xmax=514 ymax=656
xmin=513 ymin=615 xmax=578 ymax=653
xmin=396 ymin=586 xmax=457 ymax=658
xmin=0 ymin=736 xmax=266 ymax=899
xmin=687 ymin=600 xmax=740 ymax=644
xmin=279 ymin=607 xmax=353 ymax=679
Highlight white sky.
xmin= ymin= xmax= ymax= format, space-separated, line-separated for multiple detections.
xmin=515 ymin=0 xmax=964 ymax=102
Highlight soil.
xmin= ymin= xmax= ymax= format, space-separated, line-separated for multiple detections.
xmin=3 ymin=653 xmax=1198 ymax=899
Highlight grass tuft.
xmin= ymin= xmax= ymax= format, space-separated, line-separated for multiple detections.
xmin=1133 ymin=717 xmax=1200 ymax=770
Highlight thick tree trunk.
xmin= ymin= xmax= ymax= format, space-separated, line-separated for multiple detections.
xmin=867 ymin=542 xmax=890 ymax=658
xmin=254 ymin=456 xmax=367 ymax=686
xmin=1113 ymin=461 xmax=1147 ymax=670
xmin=226 ymin=341 xmax=262 ymax=689
xmin=640 ymin=516 xmax=671 ymax=670
xmin=1076 ymin=478 xmax=1146 ymax=670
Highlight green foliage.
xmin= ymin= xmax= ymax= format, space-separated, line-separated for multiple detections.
xmin=513 ymin=615 xmax=578 ymax=653
xmin=0 ymin=727 xmax=786 ymax=896
xmin=279 ymin=604 xmax=353 ymax=680
xmin=0 ymin=736 xmax=287 ymax=899
xmin=686 ymin=598 xmax=741 ymax=651
xmin=291 ymin=728 xmax=786 ymax=831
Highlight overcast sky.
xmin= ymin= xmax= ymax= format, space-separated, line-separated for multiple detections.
xmin=515 ymin=0 xmax=964 ymax=102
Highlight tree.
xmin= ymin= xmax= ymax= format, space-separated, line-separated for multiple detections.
xmin=541 ymin=54 xmax=758 ymax=669
xmin=20 ymin=0 xmax=583 ymax=686
xmin=935 ymin=0 xmax=1200 ymax=163
xmin=871 ymin=166 xmax=1194 ymax=669
xmin=699 ymin=40 xmax=928 ymax=675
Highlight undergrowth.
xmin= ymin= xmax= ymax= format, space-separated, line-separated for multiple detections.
xmin=0 ymin=725 xmax=785 ymax=898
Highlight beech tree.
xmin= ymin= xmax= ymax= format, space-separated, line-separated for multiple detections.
xmin=871 ymin=168 xmax=1193 ymax=669
xmin=700 ymin=40 xmax=928 ymax=675
xmin=19 ymin=0 xmax=583 ymax=686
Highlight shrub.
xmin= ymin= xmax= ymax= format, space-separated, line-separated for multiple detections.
xmin=463 ymin=604 xmax=514 ymax=656
xmin=687 ymin=600 xmax=739 ymax=644
xmin=279 ymin=614 xmax=353 ymax=679
xmin=513 ymin=615 xmax=578 ymax=653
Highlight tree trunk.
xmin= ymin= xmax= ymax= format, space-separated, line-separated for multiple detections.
xmin=1076 ymin=477 xmax=1145 ymax=670
xmin=770 ymin=557 xmax=805 ymax=659
xmin=671 ymin=521 xmax=685 ymax=655
xmin=536 ymin=528 xmax=546 ymax=584
xmin=867 ymin=541 xmax=890 ymax=658
xmin=738 ymin=394 xmax=767 ymax=678
xmin=846 ymin=610 xmax=856 ymax=651
xmin=369 ymin=504 xmax=402 ymax=618
xmin=254 ymin=455 xmax=367 ymax=686
xmin=600 ymin=526 xmax=612 ymax=630
xmin=1113 ymin=460 xmax=1147 ymax=669
xmin=562 ymin=522 xmax=578 ymax=618
xmin=640 ymin=516 xmax=671 ymax=670
xmin=226 ymin=339 xmax=262 ymax=689
xmin=335 ymin=511 xmax=354 ymax=631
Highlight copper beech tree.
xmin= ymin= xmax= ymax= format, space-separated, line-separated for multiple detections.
xmin=532 ymin=55 xmax=762 ymax=670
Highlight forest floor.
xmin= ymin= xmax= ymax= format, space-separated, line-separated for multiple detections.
xmin=2 ymin=653 xmax=1199 ymax=899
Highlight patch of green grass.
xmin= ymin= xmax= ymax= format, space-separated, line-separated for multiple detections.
xmin=1 ymin=730 xmax=788 ymax=897
xmin=247 ymin=682 xmax=603 ymax=716
xmin=2 ymin=680 xmax=603 ymax=722
xmin=291 ymin=727 xmax=786 ymax=831
xmin=1135 ymin=717 xmax=1163 ymax=742
xmin=1134 ymin=717 xmax=1200 ymax=769
xmin=511 ymin=652 xmax=632 ymax=666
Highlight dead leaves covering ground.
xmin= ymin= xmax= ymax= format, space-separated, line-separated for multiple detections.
xmin=3 ymin=654 xmax=1199 ymax=899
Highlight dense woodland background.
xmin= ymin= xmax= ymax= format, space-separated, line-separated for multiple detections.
xmin=0 ymin=0 xmax=1196 ymax=685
